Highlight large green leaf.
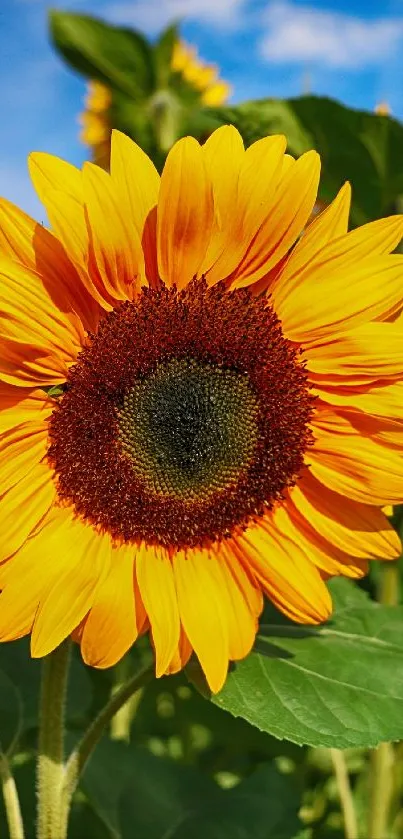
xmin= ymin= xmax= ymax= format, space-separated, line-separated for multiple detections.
xmin=81 ymin=738 xmax=301 ymax=839
xmin=0 ymin=639 xmax=92 ymax=730
xmin=189 ymin=579 xmax=403 ymax=750
xmin=49 ymin=11 xmax=154 ymax=99
xmin=211 ymin=96 xmax=403 ymax=225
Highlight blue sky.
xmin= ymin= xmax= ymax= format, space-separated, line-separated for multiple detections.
xmin=1 ymin=0 xmax=403 ymax=220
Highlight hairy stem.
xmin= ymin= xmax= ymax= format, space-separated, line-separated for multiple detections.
xmin=368 ymin=561 xmax=400 ymax=839
xmin=36 ymin=640 xmax=71 ymax=839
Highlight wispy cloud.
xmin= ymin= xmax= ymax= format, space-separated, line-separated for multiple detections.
xmin=259 ymin=1 xmax=403 ymax=69
xmin=103 ymin=0 xmax=245 ymax=34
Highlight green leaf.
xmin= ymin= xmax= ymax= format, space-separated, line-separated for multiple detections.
xmin=210 ymin=96 xmax=403 ymax=225
xmin=199 ymin=579 xmax=403 ymax=750
xmin=49 ymin=11 xmax=154 ymax=99
xmin=153 ymin=23 xmax=179 ymax=87
xmin=0 ymin=639 xmax=92 ymax=730
xmin=81 ymin=738 xmax=301 ymax=839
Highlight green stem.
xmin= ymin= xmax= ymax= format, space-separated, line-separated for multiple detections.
xmin=110 ymin=657 xmax=138 ymax=743
xmin=0 ymin=754 xmax=25 ymax=839
xmin=36 ymin=640 xmax=71 ymax=839
xmin=368 ymin=561 xmax=400 ymax=839
xmin=330 ymin=749 xmax=358 ymax=839
xmin=61 ymin=662 xmax=153 ymax=826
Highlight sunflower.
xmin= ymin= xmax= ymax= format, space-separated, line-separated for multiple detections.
xmin=80 ymin=81 xmax=112 ymax=169
xmin=0 ymin=127 xmax=402 ymax=693
xmin=80 ymin=40 xmax=231 ymax=167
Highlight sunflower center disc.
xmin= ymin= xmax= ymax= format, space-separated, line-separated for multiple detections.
xmin=48 ymin=280 xmax=314 ymax=548
xmin=119 ymin=358 xmax=259 ymax=500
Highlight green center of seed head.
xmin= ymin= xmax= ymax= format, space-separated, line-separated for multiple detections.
xmin=118 ymin=358 xmax=259 ymax=500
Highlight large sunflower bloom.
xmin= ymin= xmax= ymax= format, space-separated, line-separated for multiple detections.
xmin=0 ymin=127 xmax=402 ymax=693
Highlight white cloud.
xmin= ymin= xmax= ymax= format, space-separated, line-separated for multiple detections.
xmin=259 ymin=1 xmax=403 ymax=69
xmin=103 ymin=0 xmax=244 ymax=34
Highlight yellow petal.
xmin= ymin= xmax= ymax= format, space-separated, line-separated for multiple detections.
xmin=110 ymin=130 xmax=160 ymax=287
xmin=157 ymin=137 xmax=214 ymax=289
xmin=310 ymin=421 xmax=403 ymax=505
xmin=0 ymin=424 xmax=49 ymax=493
xmin=230 ymin=150 xmax=321 ymax=288
xmin=173 ymin=546 xmax=229 ymax=693
xmin=0 ymin=384 xmax=53 ymax=433
xmin=305 ymin=323 xmax=403 ymax=383
xmin=0 ymin=463 xmax=56 ymax=560
xmin=290 ymin=471 xmax=400 ymax=559
xmin=31 ymin=511 xmax=110 ymax=657
xmin=279 ymin=182 xmax=351 ymax=284
xmin=237 ymin=510 xmax=332 ymax=624
xmin=81 ymin=543 xmax=138 ymax=668
xmin=83 ymin=161 xmax=145 ymax=301
xmin=136 ymin=544 xmax=180 ymax=678
xmin=0 ymin=197 xmax=99 ymax=333
xmin=274 ymin=255 xmax=403 ymax=343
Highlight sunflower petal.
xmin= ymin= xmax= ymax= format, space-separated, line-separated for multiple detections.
xmin=157 ymin=137 xmax=214 ymax=289
xmin=173 ymin=547 xmax=229 ymax=693
xmin=136 ymin=544 xmax=180 ymax=677
xmin=238 ymin=510 xmax=332 ymax=624
xmin=81 ymin=543 xmax=138 ymax=668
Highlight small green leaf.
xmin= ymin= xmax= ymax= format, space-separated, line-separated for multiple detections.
xmin=153 ymin=23 xmax=179 ymax=87
xmin=204 ymin=579 xmax=403 ymax=749
xmin=49 ymin=11 xmax=154 ymax=99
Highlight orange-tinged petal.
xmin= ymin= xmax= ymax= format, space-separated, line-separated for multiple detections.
xmin=305 ymin=323 xmax=403 ymax=383
xmin=0 ymin=384 xmax=53 ymax=433
xmin=0 ymin=339 xmax=70 ymax=387
xmin=237 ymin=509 xmax=332 ymax=624
xmin=0 ymin=257 xmax=81 ymax=360
xmin=290 ymin=471 xmax=400 ymax=559
xmin=230 ymin=150 xmax=321 ymax=288
xmin=279 ymin=182 xmax=351 ymax=283
xmin=81 ymin=543 xmax=138 ymax=668
xmin=136 ymin=544 xmax=180 ymax=678
xmin=218 ymin=545 xmax=260 ymax=660
xmin=31 ymin=512 xmax=111 ymax=657
xmin=311 ymin=380 xmax=403 ymax=417
xmin=173 ymin=547 xmax=229 ymax=693
xmin=277 ymin=498 xmax=370 ymax=578
xmin=165 ymin=629 xmax=193 ymax=675
xmin=309 ymin=425 xmax=403 ymax=505
xmin=0 ymin=424 xmax=49 ymax=493
xmin=157 ymin=137 xmax=214 ymax=289
xmin=0 ymin=463 xmax=56 ymax=560
xmin=110 ymin=130 xmax=160 ymax=287
xmin=83 ymin=161 xmax=145 ymax=301
xmin=274 ymin=255 xmax=403 ymax=343
xmin=0 ymin=197 xmax=99 ymax=333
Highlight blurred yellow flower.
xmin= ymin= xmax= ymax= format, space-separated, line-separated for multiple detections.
xmin=80 ymin=40 xmax=231 ymax=166
xmin=171 ymin=41 xmax=231 ymax=106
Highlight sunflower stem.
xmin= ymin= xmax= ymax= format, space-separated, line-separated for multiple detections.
xmin=0 ymin=753 xmax=25 ymax=839
xmin=110 ymin=656 xmax=138 ymax=742
xmin=367 ymin=561 xmax=400 ymax=839
xmin=36 ymin=640 xmax=71 ymax=839
xmin=61 ymin=661 xmax=154 ymax=826
xmin=329 ymin=749 xmax=357 ymax=839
